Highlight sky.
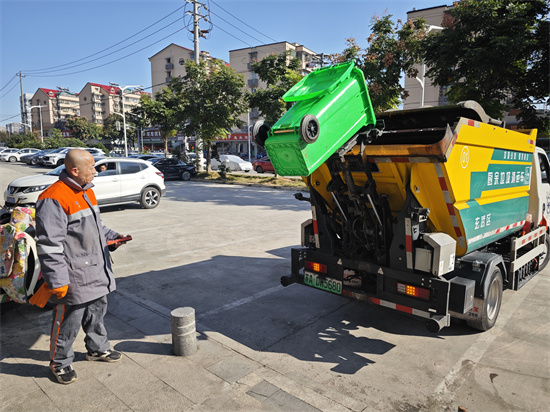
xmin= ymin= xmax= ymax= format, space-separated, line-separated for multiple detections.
xmin=0 ymin=0 xmax=447 ymax=128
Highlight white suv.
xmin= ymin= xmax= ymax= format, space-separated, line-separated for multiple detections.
xmin=0 ymin=148 xmax=40 ymax=163
xmin=4 ymin=158 xmax=166 ymax=209
xmin=41 ymin=147 xmax=79 ymax=167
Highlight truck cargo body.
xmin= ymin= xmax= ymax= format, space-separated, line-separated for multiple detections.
xmin=282 ymin=102 xmax=550 ymax=332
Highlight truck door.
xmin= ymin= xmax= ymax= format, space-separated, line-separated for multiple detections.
xmin=529 ymin=149 xmax=550 ymax=226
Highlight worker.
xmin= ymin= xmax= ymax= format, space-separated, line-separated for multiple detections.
xmin=30 ymin=149 xmax=129 ymax=384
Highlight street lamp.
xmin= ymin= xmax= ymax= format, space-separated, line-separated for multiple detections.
xmin=29 ymin=105 xmax=44 ymax=142
xmin=415 ymin=25 xmax=443 ymax=108
xmin=109 ymin=83 xmax=143 ymax=156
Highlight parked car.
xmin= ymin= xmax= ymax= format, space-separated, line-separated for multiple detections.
xmin=85 ymin=148 xmax=107 ymax=157
xmin=41 ymin=147 xmax=81 ymax=167
xmin=210 ymin=155 xmax=253 ymax=172
xmin=129 ymin=154 xmax=166 ymax=161
xmin=150 ymin=157 xmax=196 ymax=180
xmin=0 ymin=148 xmax=40 ymax=163
xmin=4 ymin=158 xmax=166 ymax=209
xmin=252 ymin=156 xmax=275 ymax=174
xmin=20 ymin=149 xmax=55 ymax=165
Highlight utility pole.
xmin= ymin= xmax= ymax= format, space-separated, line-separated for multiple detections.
xmin=185 ymin=0 xmax=211 ymax=169
xmin=186 ymin=0 xmax=211 ymax=64
xmin=18 ymin=72 xmax=28 ymax=132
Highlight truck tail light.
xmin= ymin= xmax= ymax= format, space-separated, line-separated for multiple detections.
xmin=396 ymin=282 xmax=430 ymax=300
xmin=305 ymin=260 xmax=327 ymax=274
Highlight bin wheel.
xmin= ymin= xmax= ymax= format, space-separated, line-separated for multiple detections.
xmin=467 ymin=267 xmax=503 ymax=331
xmin=300 ymin=114 xmax=319 ymax=144
xmin=252 ymin=121 xmax=270 ymax=147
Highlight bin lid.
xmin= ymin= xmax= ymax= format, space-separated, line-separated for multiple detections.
xmin=282 ymin=60 xmax=356 ymax=102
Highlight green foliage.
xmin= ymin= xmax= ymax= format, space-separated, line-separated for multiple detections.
xmin=174 ymin=59 xmax=247 ymax=171
xmin=133 ymin=87 xmax=182 ymax=155
xmin=217 ymin=162 xmax=231 ymax=179
xmin=422 ymin=0 xmax=549 ymax=131
xmin=88 ymin=142 xmax=110 ymax=156
xmin=66 ymin=116 xmax=100 ymax=141
xmin=43 ymin=137 xmax=86 ymax=149
xmin=50 ymin=128 xmax=63 ymax=139
xmin=329 ymin=16 xmax=426 ymax=112
xmin=4 ymin=132 xmax=42 ymax=149
xmin=248 ymin=52 xmax=303 ymax=125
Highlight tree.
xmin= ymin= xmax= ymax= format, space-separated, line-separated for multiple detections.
xmin=248 ymin=52 xmax=303 ymax=125
xmin=5 ymin=132 xmax=42 ymax=148
xmin=422 ymin=0 xmax=549 ymax=134
xmin=133 ymin=85 xmax=183 ymax=156
xmin=329 ymin=16 xmax=426 ymax=112
xmin=66 ymin=116 xmax=100 ymax=141
xmin=43 ymin=137 xmax=86 ymax=149
xmin=174 ymin=59 xmax=248 ymax=171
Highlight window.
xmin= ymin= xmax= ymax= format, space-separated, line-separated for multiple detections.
xmin=119 ymin=162 xmax=143 ymax=175
xmin=539 ymin=153 xmax=550 ymax=184
xmin=96 ymin=162 xmax=117 ymax=176
xmin=166 ymin=57 xmax=171 ymax=64
xmin=179 ymin=58 xmax=185 ymax=65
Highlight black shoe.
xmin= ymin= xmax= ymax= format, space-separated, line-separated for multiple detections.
xmin=52 ymin=365 xmax=77 ymax=385
xmin=86 ymin=349 xmax=122 ymax=362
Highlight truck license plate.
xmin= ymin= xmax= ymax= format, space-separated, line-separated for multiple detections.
xmin=304 ymin=271 xmax=342 ymax=295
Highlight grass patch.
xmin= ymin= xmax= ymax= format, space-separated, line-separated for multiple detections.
xmin=193 ymin=172 xmax=307 ymax=189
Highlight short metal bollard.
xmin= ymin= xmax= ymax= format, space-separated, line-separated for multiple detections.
xmin=171 ymin=307 xmax=197 ymax=356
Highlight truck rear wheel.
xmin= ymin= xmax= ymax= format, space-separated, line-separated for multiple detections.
xmin=467 ymin=267 xmax=503 ymax=331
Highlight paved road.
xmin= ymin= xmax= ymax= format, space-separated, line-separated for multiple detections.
xmin=1 ymin=161 xmax=549 ymax=411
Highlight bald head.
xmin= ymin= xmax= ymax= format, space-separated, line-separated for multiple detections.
xmin=65 ymin=149 xmax=96 ymax=186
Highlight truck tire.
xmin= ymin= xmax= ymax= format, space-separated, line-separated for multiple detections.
xmin=467 ymin=267 xmax=503 ymax=331
xmin=300 ymin=114 xmax=320 ymax=144
xmin=538 ymin=234 xmax=550 ymax=271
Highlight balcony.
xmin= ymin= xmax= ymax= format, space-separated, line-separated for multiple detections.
xmin=165 ymin=63 xmax=174 ymax=70
xmin=248 ymin=79 xmax=258 ymax=87
xmin=165 ymin=76 xmax=172 ymax=84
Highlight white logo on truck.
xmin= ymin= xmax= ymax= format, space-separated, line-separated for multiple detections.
xmin=461 ymin=146 xmax=470 ymax=169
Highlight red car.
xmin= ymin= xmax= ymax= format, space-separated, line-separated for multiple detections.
xmin=253 ymin=156 xmax=275 ymax=173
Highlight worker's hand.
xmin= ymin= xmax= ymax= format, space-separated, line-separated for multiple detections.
xmin=108 ymin=234 xmax=131 ymax=251
xmin=29 ymin=284 xmax=68 ymax=308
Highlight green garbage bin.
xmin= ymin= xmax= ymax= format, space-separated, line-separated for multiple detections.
xmin=261 ymin=61 xmax=376 ymax=176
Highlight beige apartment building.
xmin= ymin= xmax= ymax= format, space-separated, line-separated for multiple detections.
xmin=148 ymin=43 xmax=219 ymax=97
xmin=404 ymin=5 xmax=452 ymax=109
xmin=78 ymin=82 xmax=144 ymax=126
xmin=30 ymin=88 xmax=80 ymax=137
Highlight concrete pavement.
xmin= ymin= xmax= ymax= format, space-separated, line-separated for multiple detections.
xmin=1 ymin=289 xmax=361 ymax=412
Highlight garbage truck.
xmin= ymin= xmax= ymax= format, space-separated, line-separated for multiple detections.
xmin=255 ymin=63 xmax=550 ymax=332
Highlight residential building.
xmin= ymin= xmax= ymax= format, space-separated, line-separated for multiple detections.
xmin=78 ymin=82 xmax=144 ymax=126
xmin=404 ymin=5 xmax=452 ymax=109
xmin=148 ymin=43 xmax=220 ymax=97
xmin=30 ymin=88 xmax=79 ymax=137
xmin=20 ymin=93 xmax=33 ymax=129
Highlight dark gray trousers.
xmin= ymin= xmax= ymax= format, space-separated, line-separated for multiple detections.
xmin=49 ymin=295 xmax=110 ymax=371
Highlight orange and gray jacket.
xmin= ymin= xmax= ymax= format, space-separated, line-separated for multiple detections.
xmin=35 ymin=170 xmax=119 ymax=305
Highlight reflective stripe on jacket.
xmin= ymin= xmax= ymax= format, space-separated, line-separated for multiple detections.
xmin=36 ymin=170 xmax=119 ymax=305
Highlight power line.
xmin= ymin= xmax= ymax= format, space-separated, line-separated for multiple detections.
xmin=209 ymin=10 xmax=265 ymax=45
xmin=25 ymin=27 xmax=187 ymax=78
xmin=23 ymin=5 xmax=186 ymax=74
xmin=0 ymin=81 xmax=20 ymax=100
xmin=23 ymin=19 xmax=182 ymax=76
xmin=209 ymin=0 xmax=278 ymax=44
xmin=0 ymin=75 xmax=17 ymax=93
